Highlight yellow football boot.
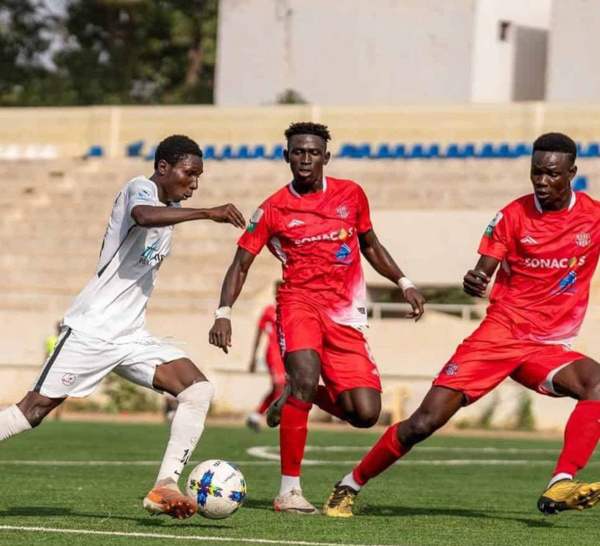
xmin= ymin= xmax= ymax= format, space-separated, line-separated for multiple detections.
xmin=538 ymin=479 xmax=600 ymax=515
xmin=322 ymin=482 xmax=359 ymax=518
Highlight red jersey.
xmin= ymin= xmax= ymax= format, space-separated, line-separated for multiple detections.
xmin=238 ymin=177 xmax=373 ymax=326
xmin=479 ymin=191 xmax=600 ymax=344
xmin=258 ymin=304 xmax=279 ymax=352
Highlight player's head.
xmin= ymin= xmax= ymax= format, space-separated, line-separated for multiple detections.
xmin=530 ymin=132 xmax=578 ymax=211
xmin=283 ymin=122 xmax=331 ymax=189
xmin=153 ymin=135 xmax=204 ymax=203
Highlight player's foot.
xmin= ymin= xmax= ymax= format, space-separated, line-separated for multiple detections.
xmin=266 ymin=385 xmax=291 ymax=428
xmin=537 ymin=479 xmax=600 ymax=515
xmin=273 ymin=489 xmax=319 ymax=514
xmin=322 ymin=482 xmax=359 ymax=518
xmin=246 ymin=416 xmax=261 ymax=433
xmin=143 ymin=480 xmax=197 ymax=519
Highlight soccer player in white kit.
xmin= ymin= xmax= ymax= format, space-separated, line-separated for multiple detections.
xmin=0 ymin=135 xmax=246 ymax=519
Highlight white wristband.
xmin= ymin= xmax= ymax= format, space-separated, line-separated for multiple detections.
xmin=397 ymin=277 xmax=415 ymax=294
xmin=214 ymin=306 xmax=232 ymax=320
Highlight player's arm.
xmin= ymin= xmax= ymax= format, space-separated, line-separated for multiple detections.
xmin=209 ymin=248 xmax=257 ymax=354
xmin=131 ymin=203 xmax=246 ymax=229
xmin=463 ymin=255 xmax=500 ymax=298
xmin=359 ymin=229 xmax=426 ymax=321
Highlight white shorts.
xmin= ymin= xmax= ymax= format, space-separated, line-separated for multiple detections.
xmin=31 ymin=327 xmax=188 ymax=398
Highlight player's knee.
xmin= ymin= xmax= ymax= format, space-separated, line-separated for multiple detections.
xmin=177 ymin=380 xmax=215 ymax=406
xmin=404 ymin=412 xmax=439 ymax=443
xmin=581 ymin=379 xmax=600 ymax=401
xmin=349 ymin=411 xmax=379 ymax=429
xmin=289 ymin=377 xmax=318 ymax=402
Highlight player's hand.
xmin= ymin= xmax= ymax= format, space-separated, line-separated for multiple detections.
xmin=463 ymin=269 xmax=490 ymax=298
xmin=404 ymin=287 xmax=426 ymax=322
xmin=208 ymin=204 xmax=246 ymax=229
xmin=209 ymin=318 xmax=232 ymax=353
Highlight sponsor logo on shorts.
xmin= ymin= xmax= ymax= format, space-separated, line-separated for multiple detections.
xmin=576 ymin=233 xmax=591 ymax=247
xmin=247 ymin=208 xmax=264 ymax=233
xmin=61 ymin=373 xmax=76 ymax=386
xmin=294 ymin=227 xmax=355 ymax=246
xmin=443 ymin=363 xmax=460 ymax=376
xmin=484 ymin=212 xmax=503 ymax=237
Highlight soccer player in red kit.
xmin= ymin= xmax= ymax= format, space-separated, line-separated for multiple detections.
xmin=323 ymin=132 xmax=600 ymax=517
xmin=209 ymin=122 xmax=425 ymax=513
xmin=246 ymin=291 xmax=287 ymax=433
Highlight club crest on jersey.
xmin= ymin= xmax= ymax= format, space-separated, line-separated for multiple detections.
xmin=484 ymin=212 xmax=503 ymax=237
xmin=576 ymin=233 xmax=591 ymax=247
xmin=336 ymin=205 xmax=349 ymax=219
xmin=247 ymin=208 xmax=264 ymax=233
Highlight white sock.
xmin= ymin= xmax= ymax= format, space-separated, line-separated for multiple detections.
xmin=248 ymin=412 xmax=261 ymax=423
xmin=548 ymin=472 xmax=573 ymax=489
xmin=0 ymin=405 xmax=32 ymax=441
xmin=279 ymin=475 xmax=301 ymax=496
xmin=340 ymin=472 xmax=362 ymax=492
xmin=155 ymin=381 xmax=215 ymax=485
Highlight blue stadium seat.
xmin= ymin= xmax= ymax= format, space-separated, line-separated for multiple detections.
xmin=428 ymin=143 xmax=441 ymax=158
xmin=445 ymin=143 xmax=464 ymax=159
xmin=144 ymin=145 xmax=156 ymax=161
xmin=219 ymin=145 xmax=234 ymax=160
xmin=252 ymin=144 xmax=266 ymax=159
xmin=513 ymin=143 xmax=532 ymax=157
xmin=126 ymin=140 xmax=144 ymax=157
xmin=269 ymin=144 xmax=284 ymax=159
xmin=463 ymin=143 xmax=475 ymax=158
xmin=477 ymin=142 xmax=495 ymax=158
xmin=393 ymin=144 xmax=407 ymax=159
xmin=572 ymin=175 xmax=589 ymax=191
xmin=496 ymin=143 xmax=512 ymax=158
xmin=353 ymin=144 xmax=371 ymax=159
xmin=409 ymin=143 xmax=426 ymax=159
xmin=236 ymin=145 xmax=251 ymax=159
xmin=202 ymin=145 xmax=216 ymax=160
xmin=580 ymin=142 xmax=600 ymax=158
xmin=337 ymin=143 xmax=357 ymax=158
xmin=86 ymin=145 xmax=104 ymax=158
xmin=373 ymin=143 xmax=394 ymax=159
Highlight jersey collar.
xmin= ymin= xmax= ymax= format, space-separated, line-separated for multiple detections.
xmin=289 ymin=176 xmax=327 ymax=197
xmin=534 ymin=191 xmax=576 ymax=213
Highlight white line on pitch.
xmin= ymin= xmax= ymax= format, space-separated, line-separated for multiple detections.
xmin=0 ymin=525 xmax=403 ymax=546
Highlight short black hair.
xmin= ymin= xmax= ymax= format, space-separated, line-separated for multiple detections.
xmin=284 ymin=122 xmax=331 ymax=144
xmin=154 ymin=135 xmax=203 ymax=170
xmin=533 ymin=132 xmax=577 ymax=163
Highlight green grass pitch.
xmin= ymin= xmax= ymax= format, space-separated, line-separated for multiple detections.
xmin=0 ymin=421 xmax=599 ymax=545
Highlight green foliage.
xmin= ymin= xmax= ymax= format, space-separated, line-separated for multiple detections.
xmin=0 ymin=0 xmax=219 ymax=106
xmin=103 ymin=373 xmax=161 ymax=413
xmin=509 ymin=391 xmax=537 ymax=431
xmin=456 ymin=392 xmax=499 ymax=430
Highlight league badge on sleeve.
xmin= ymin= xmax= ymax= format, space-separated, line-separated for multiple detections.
xmin=484 ymin=212 xmax=503 ymax=237
xmin=246 ymin=208 xmax=264 ymax=233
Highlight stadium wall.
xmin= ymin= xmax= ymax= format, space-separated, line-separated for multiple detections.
xmin=4 ymin=103 xmax=600 ymax=158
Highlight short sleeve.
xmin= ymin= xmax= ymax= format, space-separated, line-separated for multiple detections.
xmin=125 ymin=178 xmax=158 ymax=218
xmin=355 ymin=185 xmax=373 ymax=234
xmin=478 ymin=210 xmax=510 ymax=260
xmin=238 ymin=203 xmax=273 ymax=255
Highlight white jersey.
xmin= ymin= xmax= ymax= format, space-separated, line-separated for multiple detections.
xmin=63 ymin=176 xmax=179 ymax=342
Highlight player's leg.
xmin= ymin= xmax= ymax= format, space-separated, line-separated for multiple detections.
xmin=514 ymin=354 xmax=600 ymax=514
xmin=323 ymin=386 xmax=464 ymax=517
xmin=273 ymin=348 xmax=320 ymax=514
xmin=0 ymin=326 xmax=77 ymax=441
xmin=337 ymin=388 xmax=381 ymax=428
xmin=126 ymin=355 xmax=214 ymax=520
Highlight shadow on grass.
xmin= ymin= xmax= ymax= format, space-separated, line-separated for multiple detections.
xmin=0 ymin=506 xmax=232 ymax=529
xmin=358 ymin=504 xmax=561 ymax=528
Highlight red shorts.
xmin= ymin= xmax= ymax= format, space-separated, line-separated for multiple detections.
xmin=278 ymin=300 xmax=381 ymax=400
xmin=433 ymin=318 xmax=585 ymax=404
xmin=265 ymin=343 xmax=286 ymax=386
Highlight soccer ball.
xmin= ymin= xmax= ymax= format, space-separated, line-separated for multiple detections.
xmin=186 ymin=459 xmax=247 ymax=519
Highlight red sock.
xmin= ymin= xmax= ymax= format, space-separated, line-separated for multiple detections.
xmin=554 ymin=400 xmax=600 ymax=477
xmin=256 ymin=391 xmax=275 ymax=414
xmin=353 ymin=423 xmax=411 ymax=486
xmin=314 ymin=385 xmax=346 ymax=421
xmin=280 ymin=396 xmax=312 ymax=477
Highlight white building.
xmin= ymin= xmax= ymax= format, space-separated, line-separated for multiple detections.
xmin=215 ymin=0 xmax=588 ymax=105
